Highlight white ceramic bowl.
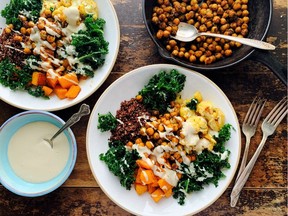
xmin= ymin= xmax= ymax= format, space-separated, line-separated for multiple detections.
xmin=86 ymin=64 xmax=241 ymax=216
xmin=0 ymin=0 xmax=120 ymax=111
xmin=0 ymin=111 xmax=77 ymax=197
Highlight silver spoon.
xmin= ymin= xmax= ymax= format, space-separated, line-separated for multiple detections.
xmin=44 ymin=104 xmax=90 ymax=148
xmin=171 ymin=22 xmax=275 ymax=50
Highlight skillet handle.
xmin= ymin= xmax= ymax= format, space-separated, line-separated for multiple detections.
xmin=249 ymin=50 xmax=287 ymax=85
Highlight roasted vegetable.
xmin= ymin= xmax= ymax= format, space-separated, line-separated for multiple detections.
xmin=173 ymin=124 xmax=232 ymax=205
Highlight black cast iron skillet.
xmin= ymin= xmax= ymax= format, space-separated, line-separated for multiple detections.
xmin=143 ymin=0 xmax=287 ymax=85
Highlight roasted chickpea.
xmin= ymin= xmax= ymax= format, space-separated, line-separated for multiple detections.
xmin=152 ymin=0 xmax=250 ymax=64
xmin=23 ymin=47 xmax=31 ymax=54
xmin=43 ymin=9 xmax=52 ymax=18
xmin=189 ymin=54 xmax=196 ymax=62
xmin=4 ymin=27 xmax=11 ymax=34
xmin=28 ymin=21 xmax=35 ymax=28
xmin=47 ymin=35 xmax=55 ymax=43
xmin=156 ymin=30 xmax=163 ymax=39
xmin=13 ymin=35 xmax=22 ymax=42
xmin=146 ymin=127 xmax=155 ymax=136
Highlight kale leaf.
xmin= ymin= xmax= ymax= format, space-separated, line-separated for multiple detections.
xmin=71 ymin=15 xmax=109 ymax=77
xmin=213 ymin=123 xmax=233 ymax=152
xmin=99 ymin=145 xmax=140 ymax=190
xmin=173 ymin=123 xmax=232 ymax=205
xmin=138 ymin=69 xmax=186 ymax=114
xmin=186 ymin=98 xmax=198 ymax=110
xmin=1 ymin=0 xmax=42 ymax=30
xmin=97 ymin=112 xmax=118 ymax=132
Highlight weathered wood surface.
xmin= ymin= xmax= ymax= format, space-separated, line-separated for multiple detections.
xmin=0 ymin=0 xmax=287 ymax=215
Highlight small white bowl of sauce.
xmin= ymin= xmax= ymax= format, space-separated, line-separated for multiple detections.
xmin=0 ymin=110 xmax=77 ymax=197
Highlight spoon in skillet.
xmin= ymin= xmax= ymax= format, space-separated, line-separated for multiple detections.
xmin=44 ymin=103 xmax=90 ymax=148
xmin=171 ymin=22 xmax=275 ymax=50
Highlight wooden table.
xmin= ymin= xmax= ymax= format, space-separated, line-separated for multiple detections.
xmin=0 ymin=0 xmax=287 ymax=215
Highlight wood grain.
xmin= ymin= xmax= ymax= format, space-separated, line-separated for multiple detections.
xmin=0 ymin=188 xmax=286 ymax=216
xmin=0 ymin=0 xmax=287 ymax=215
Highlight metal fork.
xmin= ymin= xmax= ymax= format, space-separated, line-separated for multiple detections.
xmin=230 ymin=97 xmax=266 ymax=207
xmin=236 ymin=97 xmax=266 ymax=181
xmin=230 ymin=97 xmax=288 ymax=207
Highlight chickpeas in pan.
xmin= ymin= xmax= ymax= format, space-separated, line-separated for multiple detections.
xmin=152 ymin=0 xmax=250 ymax=64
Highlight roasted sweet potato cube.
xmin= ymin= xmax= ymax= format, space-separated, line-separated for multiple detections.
xmin=54 ymin=85 xmax=68 ymax=99
xmin=32 ymin=72 xmax=46 ymax=86
xmin=136 ymin=159 xmax=152 ymax=170
xmin=135 ymin=168 xmax=143 ymax=184
xmin=140 ymin=169 xmax=157 ymax=185
xmin=135 ymin=183 xmax=147 ymax=195
xmin=46 ymin=73 xmax=58 ymax=88
xmin=147 ymin=184 xmax=157 ymax=194
xmin=151 ymin=188 xmax=165 ymax=203
xmin=164 ymin=187 xmax=173 ymax=198
xmin=158 ymin=178 xmax=173 ymax=193
xmin=42 ymin=86 xmax=53 ymax=96
xmin=65 ymin=85 xmax=81 ymax=99
xmin=58 ymin=72 xmax=79 ymax=89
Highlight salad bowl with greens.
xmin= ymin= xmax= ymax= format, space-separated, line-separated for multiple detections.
xmin=86 ymin=64 xmax=241 ymax=216
xmin=0 ymin=0 xmax=120 ymax=111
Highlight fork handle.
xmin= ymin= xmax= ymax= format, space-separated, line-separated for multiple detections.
xmin=198 ymin=32 xmax=275 ymax=50
xmin=236 ymin=137 xmax=252 ymax=181
xmin=50 ymin=104 xmax=90 ymax=141
xmin=230 ymin=137 xmax=251 ymax=207
xmin=230 ymin=134 xmax=268 ymax=207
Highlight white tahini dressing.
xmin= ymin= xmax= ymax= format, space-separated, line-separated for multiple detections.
xmin=8 ymin=121 xmax=70 ymax=183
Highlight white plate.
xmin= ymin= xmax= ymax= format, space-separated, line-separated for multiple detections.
xmin=86 ymin=64 xmax=241 ymax=216
xmin=0 ymin=0 xmax=120 ymax=111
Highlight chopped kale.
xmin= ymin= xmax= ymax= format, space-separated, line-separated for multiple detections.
xmin=213 ymin=123 xmax=233 ymax=152
xmin=138 ymin=69 xmax=186 ymax=113
xmin=1 ymin=0 xmax=42 ymax=30
xmin=71 ymin=15 xmax=109 ymax=77
xmin=186 ymin=98 xmax=198 ymax=110
xmin=97 ymin=112 xmax=118 ymax=132
xmin=99 ymin=145 xmax=140 ymax=190
xmin=0 ymin=58 xmax=46 ymax=98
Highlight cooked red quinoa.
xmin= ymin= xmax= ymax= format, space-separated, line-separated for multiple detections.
xmin=110 ymin=98 xmax=150 ymax=144
xmin=0 ymin=29 xmax=27 ymax=67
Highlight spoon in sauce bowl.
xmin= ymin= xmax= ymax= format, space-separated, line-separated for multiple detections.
xmin=44 ymin=104 xmax=90 ymax=148
xmin=171 ymin=22 xmax=275 ymax=50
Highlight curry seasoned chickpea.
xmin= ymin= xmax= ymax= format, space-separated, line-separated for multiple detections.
xmin=47 ymin=35 xmax=55 ymax=43
xmin=152 ymin=0 xmax=250 ymax=64
xmin=145 ymin=141 xmax=154 ymax=149
xmin=37 ymin=22 xmax=45 ymax=30
xmin=28 ymin=21 xmax=35 ymax=28
xmin=43 ymin=9 xmax=52 ymax=18
xmin=23 ymin=47 xmax=32 ymax=54
xmin=156 ymin=30 xmax=164 ymax=39
xmin=20 ymin=27 xmax=27 ymax=35
xmin=13 ymin=35 xmax=22 ymax=42
xmin=146 ymin=127 xmax=155 ymax=136
xmin=4 ymin=27 xmax=11 ymax=34
xmin=153 ymin=132 xmax=160 ymax=140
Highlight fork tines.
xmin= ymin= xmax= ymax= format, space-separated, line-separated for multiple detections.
xmin=264 ymin=96 xmax=288 ymax=126
xmin=244 ymin=96 xmax=266 ymax=126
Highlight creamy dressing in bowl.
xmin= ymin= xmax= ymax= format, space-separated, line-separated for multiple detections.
xmin=0 ymin=111 xmax=77 ymax=197
xmin=8 ymin=121 xmax=70 ymax=183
